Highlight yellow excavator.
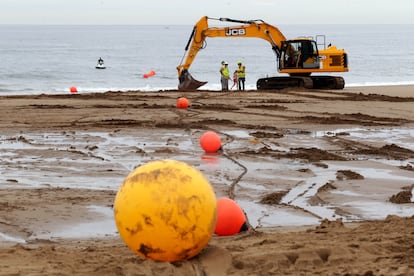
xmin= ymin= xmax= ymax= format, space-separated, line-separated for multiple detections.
xmin=177 ymin=16 xmax=348 ymax=91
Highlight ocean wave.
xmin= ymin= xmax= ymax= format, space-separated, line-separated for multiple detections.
xmin=346 ymin=81 xmax=414 ymax=87
xmin=2 ymin=81 xmax=413 ymax=96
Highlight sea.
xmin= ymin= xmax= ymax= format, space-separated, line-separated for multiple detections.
xmin=1 ymin=23 xmax=414 ymax=95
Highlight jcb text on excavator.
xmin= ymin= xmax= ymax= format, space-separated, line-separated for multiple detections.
xmin=177 ymin=16 xmax=348 ymax=91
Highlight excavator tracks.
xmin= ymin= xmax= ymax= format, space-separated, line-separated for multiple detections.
xmin=256 ymin=76 xmax=345 ymax=90
xmin=311 ymin=76 xmax=345 ymax=89
xmin=256 ymin=76 xmax=313 ymax=90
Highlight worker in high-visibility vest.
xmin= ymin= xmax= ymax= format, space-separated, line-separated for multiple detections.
xmin=220 ymin=61 xmax=230 ymax=91
xmin=236 ymin=61 xmax=246 ymax=90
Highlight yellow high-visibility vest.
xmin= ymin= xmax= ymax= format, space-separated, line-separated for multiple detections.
xmin=221 ymin=66 xmax=230 ymax=78
xmin=237 ymin=64 xmax=246 ymax=78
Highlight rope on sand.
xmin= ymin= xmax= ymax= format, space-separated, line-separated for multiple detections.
xmin=222 ymin=152 xmax=247 ymax=200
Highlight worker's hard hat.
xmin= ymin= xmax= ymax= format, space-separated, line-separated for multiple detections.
xmin=221 ymin=61 xmax=225 ymax=65
xmin=237 ymin=61 xmax=242 ymax=64
xmin=224 ymin=61 xmax=228 ymax=65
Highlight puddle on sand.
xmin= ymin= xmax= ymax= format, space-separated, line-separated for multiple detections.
xmin=237 ymin=199 xmax=320 ymax=228
xmin=30 ymin=206 xmax=117 ymax=240
xmin=0 ymin=130 xmax=200 ymax=190
xmin=344 ymin=201 xmax=414 ymax=220
xmin=0 ymin=232 xmax=26 ymax=244
xmin=314 ymin=127 xmax=414 ymax=150
xmin=1 ymin=126 xmax=413 ymax=240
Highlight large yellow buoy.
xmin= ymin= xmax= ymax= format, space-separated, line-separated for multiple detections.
xmin=114 ymin=159 xmax=217 ymax=262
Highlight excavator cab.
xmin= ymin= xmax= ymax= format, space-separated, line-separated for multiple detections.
xmin=280 ymin=39 xmax=320 ymax=71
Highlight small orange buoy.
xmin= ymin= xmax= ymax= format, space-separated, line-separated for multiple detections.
xmin=176 ymin=97 xmax=190 ymax=109
xmin=200 ymin=131 xmax=222 ymax=153
xmin=70 ymin=86 xmax=77 ymax=93
xmin=143 ymin=70 xmax=156 ymax=78
xmin=215 ymin=197 xmax=247 ymax=236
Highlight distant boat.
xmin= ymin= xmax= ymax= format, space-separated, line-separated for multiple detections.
xmin=95 ymin=64 xmax=106 ymax=69
xmin=96 ymin=57 xmax=106 ymax=69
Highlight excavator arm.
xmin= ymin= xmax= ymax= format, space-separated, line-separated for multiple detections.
xmin=177 ymin=16 xmax=287 ymax=91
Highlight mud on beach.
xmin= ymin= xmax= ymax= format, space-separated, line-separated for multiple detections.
xmin=0 ymin=87 xmax=414 ymax=275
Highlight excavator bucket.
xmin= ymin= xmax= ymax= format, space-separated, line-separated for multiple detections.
xmin=178 ymin=69 xmax=207 ymax=91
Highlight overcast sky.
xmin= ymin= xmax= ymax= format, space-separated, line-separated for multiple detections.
xmin=1 ymin=0 xmax=413 ymax=25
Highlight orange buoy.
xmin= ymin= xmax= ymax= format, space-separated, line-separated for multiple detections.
xmin=176 ymin=97 xmax=190 ymax=109
xmin=143 ymin=70 xmax=156 ymax=78
xmin=215 ymin=197 xmax=247 ymax=236
xmin=200 ymin=131 xmax=222 ymax=153
xmin=70 ymin=86 xmax=77 ymax=93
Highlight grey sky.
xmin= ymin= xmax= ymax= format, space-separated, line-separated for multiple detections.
xmin=1 ymin=0 xmax=413 ymax=25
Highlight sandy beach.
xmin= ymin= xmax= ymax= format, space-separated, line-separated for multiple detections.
xmin=0 ymin=86 xmax=413 ymax=275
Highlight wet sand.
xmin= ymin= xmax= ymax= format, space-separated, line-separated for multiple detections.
xmin=0 ymin=86 xmax=414 ymax=275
